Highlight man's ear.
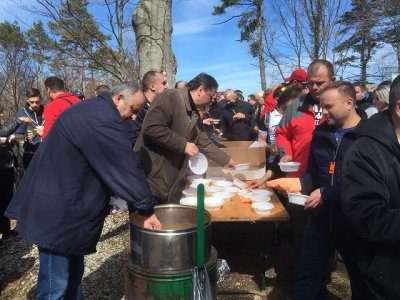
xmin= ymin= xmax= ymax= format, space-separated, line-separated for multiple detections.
xmin=331 ymin=76 xmax=336 ymax=83
xmin=395 ymin=100 xmax=400 ymax=118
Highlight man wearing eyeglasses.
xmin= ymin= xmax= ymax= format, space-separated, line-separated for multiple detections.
xmin=15 ymin=88 xmax=45 ymax=169
xmin=125 ymin=71 xmax=167 ymax=146
xmin=134 ymin=73 xmax=235 ymax=203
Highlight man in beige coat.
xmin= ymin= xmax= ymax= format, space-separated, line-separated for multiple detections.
xmin=134 ymin=73 xmax=234 ymax=203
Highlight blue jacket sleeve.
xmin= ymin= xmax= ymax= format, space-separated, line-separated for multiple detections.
xmin=15 ymin=110 xmax=27 ymax=135
xmin=0 ymin=118 xmax=22 ymax=137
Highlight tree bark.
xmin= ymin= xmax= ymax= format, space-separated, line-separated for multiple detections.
xmin=257 ymin=2 xmax=266 ymax=91
xmin=133 ymin=0 xmax=177 ymax=86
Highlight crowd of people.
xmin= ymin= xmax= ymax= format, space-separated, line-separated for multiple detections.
xmin=0 ymin=61 xmax=399 ymax=299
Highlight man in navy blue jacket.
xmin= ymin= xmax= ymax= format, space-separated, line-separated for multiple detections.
xmin=6 ymin=82 xmax=161 ymax=300
xmin=292 ymin=81 xmax=367 ymax=299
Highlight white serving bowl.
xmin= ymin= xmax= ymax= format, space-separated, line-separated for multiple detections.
xmin=249 ymin=194 xmax=271 ymax=202
xmin=182 ymin=188 xmax=197 ymax=197
xmin=287 ymin=193 xmax=308 ymax=206
xmin=214 ymin=180 xmax=234 ymax=187
xmin=224 ymin=186 xmax=240 ymax=194
xmin=179 ymin=196 xmax=224 ymax=210
xmin=251 ymin=189 xmax=273 ymax=197
xmin=205 ymin=186 xmax=224 ymax=195
xmin=179 ymin=197 xmax=197 ymax=207
xmin=233 ymin=177 xmax=247 ymax=189
xmin=190 ymin=179 xmax=211 ymax=189
xmin=187 ymin=175 xmax=203 ymax=183
xmin=235 ymin=163 xmax=251 ymax=171
xmin=213 ymin=192 xmax=235 ymax=202
xmin=278 ymin=162 xmax=301 ymax=172
xmin=209 ymin=177 xmax=226 ymax=183
xmin=252 ymin=202 xmax=274 ymax=214
xmin=189 ymin=153 xmax=208 ymax=175
xmin=204 ymin=197 xmax=224 ymax=210
xmin=0 ymin=137 xmax=7 ymax=143
xmin=238 ymin=189 xmax=252 ymax=198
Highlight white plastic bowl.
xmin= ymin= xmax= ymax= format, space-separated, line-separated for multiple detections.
xmin=238 ymin=189 xmax=252 ymax=198
xmin=179 ymin=196 xmax=224 ymax=210
xmin=251 ymin=189 xmax=273 ymax=197
xmin=189 ymin=153 xmax=208 ymax=175
xmin=278 ymin=162 xmax=301 ymax=172
xmin=205 ymin=186 xmax=224 ymax=195
xmin=233 ymin=177 xmax=247 ymax=189
xmin=182 ymin=188 xmax=197 ymax=197
xmin=235 ymin=163 xmax=251 ymax=171
xmin=249 ymin=194 xmax=271 ymax=202
xmin=287 ymin=193 xmax=308 ymax=206
xmin=213 ymin=192 xmax=235 ymax=202
xmin=190 ymin=179 xmax=211 ymax=188
xmin=252 ymin=202 xmax=274 ymax=214
xmin=179 ymin=197 xmax=197 ymax=207
xmin=204 ymin=197 xmax=224 ymax=210
xmin=187 ymin=175 xmax=203 ymax=183
xmin=0 ymin=137 xmax=6 ymax=143
xmin=209 ymin=177 xmax=226 ymax=184
xmin=214 ymin=180 xmax=234 ymax=187
xmin=224 ymin=186 xmax=240 ymax=194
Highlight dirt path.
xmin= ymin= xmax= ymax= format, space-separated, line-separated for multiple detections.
xmin=0 ymin=211 xmax=351 ymax=299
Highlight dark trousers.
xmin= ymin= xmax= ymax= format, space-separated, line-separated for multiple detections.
xmin=0 ymin=168 xmax=14 ymax=234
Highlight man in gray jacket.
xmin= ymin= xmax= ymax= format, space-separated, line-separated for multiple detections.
xmin=134 ymin=73 xmax=234 ymax=202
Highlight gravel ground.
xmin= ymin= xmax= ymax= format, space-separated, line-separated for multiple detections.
xmin=0 ymin=210 xmax=351 ymax=300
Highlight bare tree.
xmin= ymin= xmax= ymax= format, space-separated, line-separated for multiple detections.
xmin=133 ymin=0 xmax=177 ymax=86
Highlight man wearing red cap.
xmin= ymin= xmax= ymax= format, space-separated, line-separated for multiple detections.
xmin=284 ymin=68 xmax=308 ymax=85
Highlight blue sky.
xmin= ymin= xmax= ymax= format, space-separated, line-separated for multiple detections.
xmin=0 ymin=0 xmax=397 ymax=96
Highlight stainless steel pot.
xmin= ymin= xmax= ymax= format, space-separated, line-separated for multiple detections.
xmin=129 ymin=204 xmax=212 ymax=273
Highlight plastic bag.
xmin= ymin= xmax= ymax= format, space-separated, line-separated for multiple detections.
xmin=217 ymin=259 xmax=230 ymax=284
xmin=109 ymin=196 xmax=128 ymax=211
xmin=191 ymin=266 xmax=214 ymax=300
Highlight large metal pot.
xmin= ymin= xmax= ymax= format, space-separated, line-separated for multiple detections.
xmin=129 ymin=204 xmax=212 ymax=272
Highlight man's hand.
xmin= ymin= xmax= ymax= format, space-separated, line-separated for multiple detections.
xmin=305 ymin=188 xmax=322 ymax=210
xmin=202 ymin=118 xmax=213 ymax=126
xmin=233 ymin=112 xmax=245 ymax=120
xmin=280 ymin=155 xmax=293 ymax=163
xmin=185 ymin=142 xmax=199 ymax=157
xmin=224 ymin=158 xmax=235 ymax=170
xmin=248 ymin=178 xmax=265 ymax=189
xmin=144 ymin=214 xmax=162 ymax=230
xmin=266 ymin=178 xmax=301 ymax=193
xmin=18 ymin=117 xmax=31 ymax=124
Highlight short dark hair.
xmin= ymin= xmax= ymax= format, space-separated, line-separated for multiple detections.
xmin=321 ymin=81 xmax=356 ymax=103
xmin=44 ymin=76 xmax=65 ymax=92
xmin=389 ymin=75 xmax=400 ymax=113
xmin=186 ymin=73 xmax=218 ymax=92
xmin=95 ymin=85 xmax=110 ymax=95
xmin=308 ymin=59 xmax=335 ymax=78
xmin=277 ymin=87 xmax=303 ymax=108
xmin=353 ymin=82 xmax=365 ymax=91
xmin=248 ymin=94 xmax=256 ymax=101
xmin=26 ymin=87 xmax=41 ymax=98
xmin=142 ymin=71 xmax=161 ymax=92
xmin=175 ymin=80 xmax=186 ymax=88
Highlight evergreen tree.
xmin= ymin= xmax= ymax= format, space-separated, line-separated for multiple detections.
xmin=335 ymin=0 xmax=379 ymax=85
xmin=213 ymin=0 xmax=267 ymax=91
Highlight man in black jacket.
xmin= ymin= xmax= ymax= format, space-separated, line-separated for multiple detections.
xmin=6 ymin=82 xmax=161 ymax=299
xmin=341 ymin=75 xmax=400 ymax=299
xmin=220 ymin=89 xmax=255 ymax=141
xmin=292 ymin=82 xmax=367 ymax=299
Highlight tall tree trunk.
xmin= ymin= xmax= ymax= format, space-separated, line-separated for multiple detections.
xmin=133 ymin=0 xmax=177 ymax=86
xmin=257 ymin=1 xmax=266 ymax=91
xmin=397 ymin=42 xmax=400 ymax=74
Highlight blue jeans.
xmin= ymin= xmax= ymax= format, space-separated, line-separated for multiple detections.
xmin=36 ymin=247 xmax=84 ymax=300
xmin=292 ymin=217 xmax=335 ymax=300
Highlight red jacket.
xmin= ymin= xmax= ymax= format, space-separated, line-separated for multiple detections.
xmin=42 ymin=93 xmax=81 ymax=139
xmin=260 ymin=92 xmax=276 ymax=119
xmin=275 ymin=93 xmax=324 ymax=177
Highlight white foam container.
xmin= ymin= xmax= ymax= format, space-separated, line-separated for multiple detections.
xmin=252 ymin=202 xmax=274 ymax=214
xmin=288 ymin=193 xmax=308 ymax=206
xmin=213 ymin=192 xmax=235 ymax=202
xmin=251 ymin=189 xmax=273 ymax=197
xmin=235 ymin=163 xmax=251 ymax=171
xmin=214 ymin=180 xmax=234 ymax=187
xmin=278 ymin=162 xmax=301 ymax=172
xmin=233 ymin=177 xmax=247 ymax=189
